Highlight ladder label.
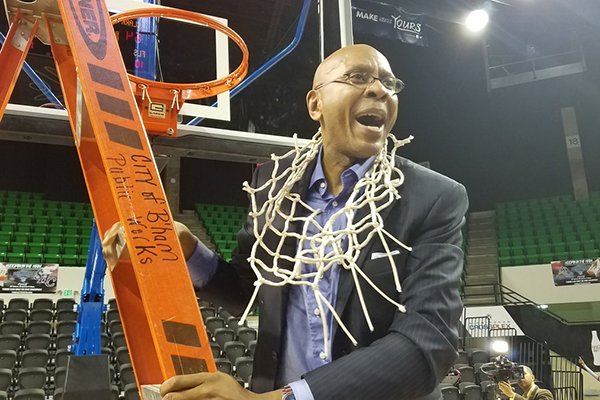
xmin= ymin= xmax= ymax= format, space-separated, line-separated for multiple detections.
xmin=67 ymin=0 xmax=107 ymax=59
xmin=97 ymin=93 xmax=134 ymax=120
xmin=88 ymin=64 xmax=124 ymax=90
xmin=163 ymin=321 xmax=202 ymax=347
xmin=171 ymin=355 xmax=209 ymax=375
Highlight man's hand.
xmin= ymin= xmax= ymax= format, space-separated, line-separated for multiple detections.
xmin=101 ymin=221 xmax=198 ymax=269
xmin=160 ymin=372 xmax=283 ymax=400
xmin=498 ymin=380 xmax=516 ymax=398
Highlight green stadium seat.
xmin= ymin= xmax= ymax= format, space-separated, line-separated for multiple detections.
xmin=0 ymin=232 xmax=12 ymax=242
xmin=45 ymin=243 xmax=61 ymax=254
xmin=46 ymin=234 xmax=63 ymax=244
xmin=2 ymin=215 xmax=19 ymax=224
xmin=48 ymin=225 xmax=64 ymax=235
xmin=553 ymin=243 xmax=567 ymax=253
xmin=512 ymin=246 xmax=525 ymax=256
xmin=6 ymin=252 xmax=24 ymax=262
xmin=64 ymin=227 xmax=79 ymax=236
xmin=13 ymin=233 xmax=30 ymax=243
xmin=63 ymin=235 xmax=80 ymax=245
xmin=538 ymin=244 xmax=552 ymax=254
xmin=30 ymin=225 xmax=47 ymax=235
xmin=19 ymin=216 xmax=35 ymax=225
xmin=578 ymin=231 xmax=593 ymax=241
xmin=538 ymin=253 xmax=554 ymax=263
xmin=570 ymin=250 xmax=585 ymax=260
xmin=62 ymin=244 xmax=79 ymax=256
xmin=525 ymin=245 xmax=538 ymax=256
xmin=30 ymin=233 xmax=46 ymax=243
xmin=512 ymin=255 xmax=527 ymax=265
xmin=584 ymin=249 xmax=599 ymax=259
xmin=567 ymin=242 xmax=581 ymax=252
xmin=28 ymin=243 xmax=44 ymax=254
xmin=554 ymin=251 xmax=569 ymax=261
xmin=10 ymin=242 xmax=28 ymax=253
xmin=62 ymin=254 xmax=79 ymax=266
xmin=0 ymin=222 xmax=14 ymax=232
xmin=14 ymin=224 xmax=31 ymax=234
xmin=43 ymin=254 xmax=61 ymax=264
xmin=498 ymin=256 xmax=511 ymax=267
xmin=25 ymin=253 xmax=43 ymax=263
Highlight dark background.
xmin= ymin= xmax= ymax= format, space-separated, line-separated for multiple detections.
xmin=1 ymin=0 xmax=599 ymax=211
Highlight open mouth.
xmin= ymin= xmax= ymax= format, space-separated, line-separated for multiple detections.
xmin=356 ymin=113 xmax=385 ymax=129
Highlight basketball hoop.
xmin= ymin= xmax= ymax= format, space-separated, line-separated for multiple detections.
xmin=110 ymin=7 xmax=249 ymax=136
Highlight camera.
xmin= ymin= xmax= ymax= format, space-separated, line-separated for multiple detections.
xmin=480 ymin=355 xmax=525 ymax=382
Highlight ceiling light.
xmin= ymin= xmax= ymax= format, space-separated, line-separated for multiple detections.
xmin=465 ymin=9 xmax=489 ymax=32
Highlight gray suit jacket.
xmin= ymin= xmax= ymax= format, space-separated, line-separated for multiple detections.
xmin=200 ymin=152 xmax=468 ymax=400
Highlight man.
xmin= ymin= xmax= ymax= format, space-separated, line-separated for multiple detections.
xmin=498 ymin=366 xmax=554 ymax=400
xmin=104 ymin=44 xmax=468 ymax=400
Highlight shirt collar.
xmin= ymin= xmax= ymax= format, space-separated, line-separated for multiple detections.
xmin=308 ymin=145 xmax=376 ymax=193
xmin=524 ymin=384 xmax=538 ymax=399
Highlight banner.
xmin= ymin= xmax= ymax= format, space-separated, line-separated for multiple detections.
xmin=352 ymin=0 xmax=427 ymax=47
xmin=462 ymin=306 xmax=525 ymax=336
xmin=551 ymin=258 xmax=600 ymax=286
xmin=0 ymin=263 xmax=59 ymax=293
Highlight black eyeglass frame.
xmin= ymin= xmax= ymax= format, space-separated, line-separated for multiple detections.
xmin=313 ymin=72 xmax=405 ymax=95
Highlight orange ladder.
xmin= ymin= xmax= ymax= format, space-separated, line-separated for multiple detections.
xmin=0 ymin=0 xmax=215 ymax=395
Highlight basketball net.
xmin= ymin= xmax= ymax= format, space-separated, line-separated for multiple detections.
xmin=239 ymin=130 xmax=414 ymax=357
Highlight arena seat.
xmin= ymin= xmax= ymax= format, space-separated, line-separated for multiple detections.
xmin=12 ymin=388 xmax=46 ymax=400
xmin=118 ymin=363 xmax=135 ymax=387
xmin=16 ymin=366 xmax=46 ymax=390
xmin=0 ymin=351 xmax=16 ymax=371
xmin=215 ymin=358 xmax=233 ymax=375
xmin=235 ymin=356 xmax=254 ymax=383
xmin=0 ymin=321 xmax=25 ymax=336
xmin=440 ymin=384 xmax=460 ymax=400
xmin=459 ymin=382 xmax=482 ymax=400
xmin=123 ymin=382 xmax=141 ymax=400
xmin=20 ymin=349 xmax=49 ymax=369
xmin=223 ymin=341 xmax=246 ymax=364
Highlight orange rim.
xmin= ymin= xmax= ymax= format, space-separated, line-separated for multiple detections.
xmin=110 ymin=7 xmax=249 ymax=99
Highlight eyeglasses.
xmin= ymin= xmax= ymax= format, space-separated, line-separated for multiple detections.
xmin=313 ymin=71 xmax=405 ymax=95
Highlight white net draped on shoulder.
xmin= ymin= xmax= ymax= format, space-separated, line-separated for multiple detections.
xmin=239 ymin=131 xmax=414 ymax=357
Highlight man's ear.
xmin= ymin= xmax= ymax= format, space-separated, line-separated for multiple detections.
xmin=306 ymin=90 xmax=322 ymax=122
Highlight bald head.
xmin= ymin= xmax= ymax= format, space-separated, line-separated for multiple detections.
xmin=522 ymin=366 xmax=534 ymax=377
xmin=312 ymin=44 xmax=391 ymax=89
xmin=305 ymin=43 xmax=399 ymax=169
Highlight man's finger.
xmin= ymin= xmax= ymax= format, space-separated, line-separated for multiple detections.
xmin=160 ymin=372 xmax=212 ymax=396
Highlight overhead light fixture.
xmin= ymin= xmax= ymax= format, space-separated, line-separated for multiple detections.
xmin=491 ymin=339 xmax=509 ymax=355
xmin=465 ymin=9 xmax=489 ymax=32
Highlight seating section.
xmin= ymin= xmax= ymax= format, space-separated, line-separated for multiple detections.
xmin=0 ymin=190 xmax=94 ymax=266
xmin=439 ymin=347 xmax=518 ymax=400
xmin=0 ymin=297 xmax=256 ymax=399
xmin=496 ymin=192 xmax=600 ymax=266
xmin=195 ymin=203 xmax=247 ymax=261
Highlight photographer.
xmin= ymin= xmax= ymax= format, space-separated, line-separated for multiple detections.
xmin=498 ymin=366 xmax=554 ymax=400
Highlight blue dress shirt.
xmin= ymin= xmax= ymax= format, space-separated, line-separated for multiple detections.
xmin=187 ymin=149 xmax=375 ymax=400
